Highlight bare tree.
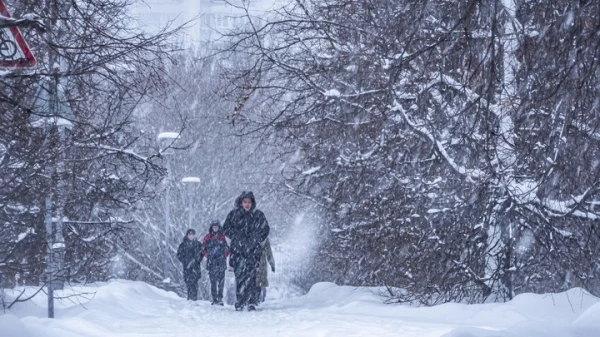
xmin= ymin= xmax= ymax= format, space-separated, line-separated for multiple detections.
xmin=219 ymin=0 xmax=600 ymax=303
xmin=0 ymin=0 xmax=184 ymax=311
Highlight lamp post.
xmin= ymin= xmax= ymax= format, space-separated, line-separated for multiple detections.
xmin=157 ymin=132 xmax=179 ymax=286
xmin=181 ymin=177 xmax=201 ymax=230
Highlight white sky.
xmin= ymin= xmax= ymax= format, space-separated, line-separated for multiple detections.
xmin=131 ymin=0 xmax=282 ymax=45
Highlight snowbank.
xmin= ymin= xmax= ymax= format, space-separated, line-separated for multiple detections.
xmin=437 ymin=288 xmax=600 ymax=337
xmin=0 ymin=313 xmax=32 ymax=337
xmin=285 ymin=283 xmax=600 ymax=337
xmin=574 ymin=302 xmax=600 ymax=325
xmin=1 ymin=280 xmax=599 ymax=337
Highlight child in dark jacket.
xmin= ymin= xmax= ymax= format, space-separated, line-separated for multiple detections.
xmin=177 ymin=229 xmax=203 ymax=301
xmin=202 ymin=220 xmax=230 ymax=305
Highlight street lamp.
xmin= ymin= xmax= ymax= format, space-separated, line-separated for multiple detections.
xmin=157 ymin=132 xmax=180 ymax=287
xmin=181 ymin=177 xmax=201 ymax=230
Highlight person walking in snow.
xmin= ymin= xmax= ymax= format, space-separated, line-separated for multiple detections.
xmin=202 ymin=220 xmax=230 ymax=306
xmin=223 ymin=191 xmax=270 ymax=311
xmin=176 ymin=229 xmax=203 ymax=301
xmin=257 ymin=237 xmax=275 ymax=303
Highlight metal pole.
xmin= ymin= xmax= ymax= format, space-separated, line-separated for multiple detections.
xmin=188 ymin=186 xmax=193 ymax=229
xmin=44 ymin=0 xmax=62 ymax=318
xmin=44 ymin=193 xmax=54 ymax=319
xmin=164 ymin=158 xmax=170 ymax=285
xmin=54 ymin=208 xmax=64 ymax=290
xmin=44 ymin=57 xmax=59 ymax=321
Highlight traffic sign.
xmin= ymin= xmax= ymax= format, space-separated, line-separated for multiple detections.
xmin=0 ymin=0 xmax=36 ymax=68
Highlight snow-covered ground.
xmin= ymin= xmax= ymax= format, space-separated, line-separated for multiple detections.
xmin=2 ymin=280 xmax=600 ymax=337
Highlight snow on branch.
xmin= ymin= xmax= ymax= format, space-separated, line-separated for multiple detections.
xmin=392 ymin=79 xmax=600 ymax=221
xmin=392 ymin=100 xmax=485 ymax=183
xmin=301 ymin=166 xmax=321 ymax=175
xmin=75 ymin=142 xmax=150 ymax=163
xmin=321 ymin=88 xmax=385 ymax=99
xmin=61 ymin=219 xmax=135 ymax=226
xmin=0 ymin=14 xmax=45 ymax=31
xmin=535 ymin=188 xmax=600 ymax=220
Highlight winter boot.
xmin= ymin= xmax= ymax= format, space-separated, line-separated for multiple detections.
xmin=248 ymin=305 xmax=256 ymax=311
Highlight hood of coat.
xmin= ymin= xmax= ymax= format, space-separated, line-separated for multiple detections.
xmin=235 ymin=191 xmax=256 ymax=211
xmin=182 ymin=228 xmax=196 ymax=241
xmin=208 ymin=219 xmax=223 ymax=235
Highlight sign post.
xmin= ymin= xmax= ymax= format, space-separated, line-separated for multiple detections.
xmin=0 ymin=0 xmax=36 ymax=68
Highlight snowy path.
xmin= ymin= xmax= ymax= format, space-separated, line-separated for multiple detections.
xmin=101 ymin=302 xmax=453 ymax=337
xmin=3 ymin=280 xmax=600 ymax=337
xmin=15 ymin=284 xmax=453 ymax=337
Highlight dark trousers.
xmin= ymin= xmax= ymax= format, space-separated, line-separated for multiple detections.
xmin=234 ymin=258 xmax=261 ymax=308
xmin=209 ymin=271 xmax=225 ymax=302
xmin=184 ymin=276 xmax=199 ymax=301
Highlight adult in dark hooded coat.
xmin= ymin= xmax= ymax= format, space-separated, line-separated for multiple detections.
xmin=223 ymin=191 xmax=270 ymax=311
xmin=176 ymin=229 xmax=203 ymax=301
xmin=202 ymin=220 xmax=230 ymax=305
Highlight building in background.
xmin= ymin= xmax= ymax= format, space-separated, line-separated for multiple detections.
xmin=131 ymin=0 xmax=282 ymax=46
